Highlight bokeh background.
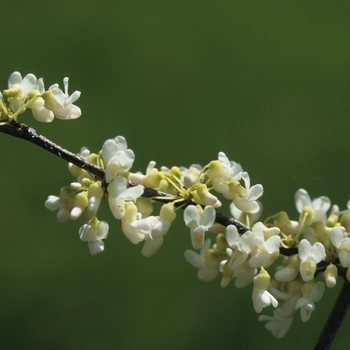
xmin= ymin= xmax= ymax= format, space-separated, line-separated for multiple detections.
xmin=0 ymin=1 xmax=349 ymax=349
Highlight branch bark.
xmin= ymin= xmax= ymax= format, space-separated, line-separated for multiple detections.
xmin=314 ymin=277 xmax=350 ymax=350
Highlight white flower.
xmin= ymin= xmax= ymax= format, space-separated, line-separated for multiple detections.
xmin=295 ymin=189 xmax=331 ymax=223
xmin=129 ymin=216 xmax=164 ymax=257
xmin=330 ymin=227 xmax=350 ymax=267
xmin=259 ymin=308 xmax=293 ymax=338
xmin=184 ymin=205 xmax=216 ymax=249
xmin=216 ymin=152 xmax=243 ymax=182
xmin=108 ymin=175 xmax=143 ymax=219
xmin=233 ymin=172 xmax=263 ymax=214
xmin=121 ymin=202 xmax=145 ymax=244
xmin=44 ymin=187 xmax=76 ymax=223
xmin=79 ymin=221 xmax=109 ymax=256
xmin=229 ymin=260 xmax=257 ymax=288
xmin=274 ymin=255 xmax=300 ymax=282
xmin=44 ymin=77 xmax=81 ymax=120
xmin=298 ymin=239 xmax=326 ymax=282
xmin=252 ymin=268 xmax=278 ymax=313
xmin=102 ymin=136 xmax=135 ymax=182
xmin=225 ymin=224 xmax=254 ymax=270
xmin=230 ymin=200 xmax=262 ymax=224
xmin=151 ymin=202 xmax=176 ymax=239
xmin=5 ymin=72 xmax=38 ymax=112
xmin=249 ymin=224 xmax=280 ymax=268
xmin=295 ymin=281 xmax=325 ymax=322
xmin=121 ymin=202 xmax=164 ymax=256
xmin=87 ymin=182 xmax=104 ymax=215
xmin=184 ymin=239 xmax=219 ymax=281
xmin=206 ymin=152 xmax=243 ymax=195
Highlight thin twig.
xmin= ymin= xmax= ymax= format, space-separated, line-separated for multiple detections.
xmin=0 ymin=119 xmax=106 ymax=178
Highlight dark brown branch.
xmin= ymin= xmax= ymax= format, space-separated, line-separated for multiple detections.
xmin=0 ymin=119 xmax=106 ymax=179
xmin=314 ymin=274 xmax=350 ymax=350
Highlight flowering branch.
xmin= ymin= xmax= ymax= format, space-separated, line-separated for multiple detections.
xmin=0 ymin=118 xmax=250 ymax=235
xmin=1 ymin=71 xmax=350 ymax=349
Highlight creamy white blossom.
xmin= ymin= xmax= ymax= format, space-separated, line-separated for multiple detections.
xmin=252 ymin=268 xmax=278 ymax=313
xmin=295 ymin=189 xmax=331 ymax=223
xmin=185 ymin=239 xmax=219 ymax=281
xmin=259 ymin=308 xmax=293 ymax=338
xmin=330 ymin=227 xmax=350 ymax=267
xmin=233 ymin=172 xmax=263 ymax=214
xmin=44 ymin=77 xmax=81 ymax=120
xmin=108 ymin=175 xmax=143 ymax=219
xmin=249 ymin=224 xmax=280 ymax=268
xmin=295 ymin=281 xmax=325 ymax=322
xmin=298 ymin=239 xmax=326 ymax=282
xmin=79 ymin=221 xmax=109 ymax=256
xmin=102 ymin=136 xmax=135 ymax=182
xmin=225 ymin=224 xmax=254 ymax=270
xmin=184 ymin=205 xmax=216 ymax=249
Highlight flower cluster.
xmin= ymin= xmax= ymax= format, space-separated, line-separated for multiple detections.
xmin=185 ymin=188 xmax=350 ymax=338
xmin=5 ymin=71 xmax=348 ymax=341
xmin=42 ymin=122 xmax=350 ymax=338
xmin=45 ymin=139 xmax=264 ymax=257
xmin=0 ymin=71 xmax=81 ymax=123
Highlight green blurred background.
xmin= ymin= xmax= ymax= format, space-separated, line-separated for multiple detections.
xmin=0 ymin=1 xmax=349 ymax=349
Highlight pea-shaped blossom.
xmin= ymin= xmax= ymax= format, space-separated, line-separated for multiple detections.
xmin=184 ymin=239 xmax=219 ymax=281
xmin=252 ymin=268 xmax=278 ymax=313
xmin=210 ymin=152 xmax=243 ymax=183
xmin=330 ymin=227 xmax=350 ymax=267
xmin=258 ymin=308 xmax=293 ymax=339
xmin=79 ymin=220 xmax=109 ymax=256
xmin=298 ymin=239 xmax=326 ymax=282
xmin=184 ymin=205 xmax=216 ymax=249
xmin=108 ymin=175 xmax=144 ymax=219
xmin=129 ymin=216 xmax=164 ymax=257
xmin=295 ymin=189 xmax=331 ymax=223
xmin=5 ymin=72 xmax=38 ymax=112
xmin=233 ymin=172 xmax=263 ymax=214
xmin=206 ymin=152 xmax=243 ymax=195
xmin=230 ymin=200 xmax=262 ymax=225
xmin=42 ymin=77 xmax=81 ymax=120
xmin=295 ymin=281 xmax=325 ymax=322
xmin=102 ymin=136 xmax=135 ymax=182
xmin=225 ymin=224 xmax=254 ymax=270
xmin=249 ymin=224 xmax=281 ymax=268
xmin=121 ymin=202 xmax=173 ymax=257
